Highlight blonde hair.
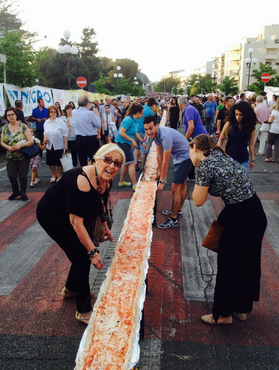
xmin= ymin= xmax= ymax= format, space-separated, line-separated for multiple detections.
xmin=94 ymin=143 xmax=126 ymax=165
xmin=273 ymin=98 xmax=279 ymax=111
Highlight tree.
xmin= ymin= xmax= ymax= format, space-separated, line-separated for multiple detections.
xmin=76 ymin=27 xmax=101 ymax=84
xmin=154 ymin=77 xmax=179 ymax=93
xmin=108 ymin=58 xmax=140 ymax=83
xmin=248 ymin=62 xmax=278 ymax=93
xmin=217 ymin=76 xmax=238 ymax=96
xmin=0 ymin=31 xmax=37 ymax=86
xmin=36 ymin=46 xmax=89 ymax=89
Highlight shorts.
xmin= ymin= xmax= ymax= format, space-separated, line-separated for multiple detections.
xmin=173 ymin=158 xmax=192 ymax=184
xmin=117 ymin=142 xmax=134 ymax=165
xmin=135 ymin=132 xmax=148 ymax=155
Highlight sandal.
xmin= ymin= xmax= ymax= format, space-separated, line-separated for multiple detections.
xmin=50 ymin=176 xmax=57 ymax=183
xmin=232 ymin=312 xmax=247 ymax=321
xmin=75 ymin=311 xmax=92 ymax=325
xmin=264 ymin=158 xmax=273 ymax=162
xmin=201 ymin=314 xmax=233 ymax=325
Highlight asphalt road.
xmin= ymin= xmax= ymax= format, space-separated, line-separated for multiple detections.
xmin=0 ymin=129 xmax=279 ymax=370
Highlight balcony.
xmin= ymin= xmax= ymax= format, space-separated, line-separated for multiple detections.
xmin=265 ymin=54 xmax=278 ymax=59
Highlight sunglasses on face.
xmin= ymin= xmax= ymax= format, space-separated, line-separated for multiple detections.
xmin=102 ymin=156 xmax=122 ymax=168
xmin=7 ymin=113 xmax=16 ymax=117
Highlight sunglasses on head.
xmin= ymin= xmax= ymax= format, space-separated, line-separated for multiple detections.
xmin=102 ymin=156 xmax=122 ymax=168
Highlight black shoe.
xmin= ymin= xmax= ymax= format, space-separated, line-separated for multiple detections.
xmin=8 ymin=192 xmax=21 ymax=200
xmin=20 ymin=195 xmax=28 ymax=201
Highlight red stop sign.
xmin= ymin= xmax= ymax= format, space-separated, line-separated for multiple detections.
xmin=261 ymin=73 xmax=271 ymax=83
xmin=76 ymin=77 xmax=87 ymax=88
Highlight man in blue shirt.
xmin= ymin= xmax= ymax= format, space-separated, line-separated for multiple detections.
xmin=31 ymin=98 xmax=48 ymax=157
xmin=178 ymin=96 xmax=208 ymax=181
xmin=144 ymin=115 xmax=192 ymax=229
xmin=135 ymin=97 xmax=156 ymax=170
xmin=72 ymin=95 xmax=101 ymax=166
xmin=203 ymin=94 xmax=217 ymax=135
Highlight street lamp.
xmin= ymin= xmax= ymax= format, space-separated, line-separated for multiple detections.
xmin=134 ymin=76 xmax=139 ymax=85
xmin=114 ymin=66 xmax=123 ymax=93
xmin=245 ymin=48 xmax=258 ymax=88
xmin=57 ymin=30 xmax=78 ymax=90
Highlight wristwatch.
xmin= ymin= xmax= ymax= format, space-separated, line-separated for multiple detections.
xmin=159 ymin=180 xmax=165 ymax=184
xmin=87 ymin=248 xmax=100 ymax=260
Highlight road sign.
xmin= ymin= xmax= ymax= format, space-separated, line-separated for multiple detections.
xmin=76 ymin=77 xmax=87 ymax=88
xmin=261 ymin=73 xmax=271 ymax=83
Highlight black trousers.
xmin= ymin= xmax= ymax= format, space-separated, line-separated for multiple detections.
xmin=212 ymin=194 xmax=267 ymax=322
xmin=6 ymin=158 xmax=30 ymax=196
xmin=68 ymin=140 xmax=78 ymax=167
xmin=36 ymin=129 xmax=44 ymax=157
xmin=76 ymin=135 xmax=100 ymax=167
xmin=36 ymin=196 xmax=92 ymax=313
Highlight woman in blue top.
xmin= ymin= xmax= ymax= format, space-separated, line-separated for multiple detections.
xmin=115 ymin=103 xmax=147 ymax=190
xmin=218 ymin=102 xmax=256 ymax=173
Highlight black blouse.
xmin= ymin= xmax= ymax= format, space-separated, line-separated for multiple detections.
xmin=44 ymin=167 xmax=108 ymax=220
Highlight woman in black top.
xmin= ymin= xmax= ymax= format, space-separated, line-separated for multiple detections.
xmin=36 ymin=144 xmax=125 ymax=324
xmin=167 ymin=97 xmax=180 ymax=130
xmin=190 ymin=134 xmax=267 ymax=325
xmin=218 ymin=102 xmax=256 ymax=173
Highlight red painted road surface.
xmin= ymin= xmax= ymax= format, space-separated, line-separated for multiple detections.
xmin=0 ymin=190 xmax=279 ymax=367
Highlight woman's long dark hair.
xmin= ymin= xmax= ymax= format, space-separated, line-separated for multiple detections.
xmin=126 ymin=103 xmax=143 ymax=117
xmin=227 ymin=101 xmax=257 ymax=134
xmin=171 ymin=96 xmax=178 ymax=106
xmin=190 ymin=134 xmax=227 ymax=157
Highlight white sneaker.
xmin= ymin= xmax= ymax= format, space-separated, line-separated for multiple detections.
xmin=34 ymin=178 xmax=40 ymax=184
xmin=30 ymin=181 xmax=35 ymax=188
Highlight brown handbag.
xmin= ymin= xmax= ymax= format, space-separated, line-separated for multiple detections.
xmin=202 ymin=220 xmax=224 ymax=253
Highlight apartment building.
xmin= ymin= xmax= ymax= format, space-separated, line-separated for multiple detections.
xmin=223 ymin=25 xmax=279 ymax=93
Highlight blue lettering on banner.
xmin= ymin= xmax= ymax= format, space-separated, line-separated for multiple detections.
xmin=7 ymin=90 xmax=18 ymax=101
xmin=37 ymin=90 xmax=43 ymax=101
xmin=43 ymin=92 xmax=51 ymax=103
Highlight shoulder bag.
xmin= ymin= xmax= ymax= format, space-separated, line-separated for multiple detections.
xmin=202 ymin=220 xmax=224 ymax=253
xmin=19 ymin=125 xmax=40 ymax=159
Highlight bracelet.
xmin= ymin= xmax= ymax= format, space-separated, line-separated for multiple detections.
xmin=87 ymin=248 xmax=100 ymax=260
xmin=250 ymin=159 xmax=255 ymax=162
xmin=103 ymin=225 xmax=108 ymax=230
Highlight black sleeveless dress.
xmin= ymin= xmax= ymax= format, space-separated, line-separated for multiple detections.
xmin=36 ymin=167 xmax=108 ymax=313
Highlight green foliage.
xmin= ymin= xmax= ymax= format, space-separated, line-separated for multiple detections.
xmin=0 ymin=31 xmax=37 ymax=86
xmin=154 ymin=77 xmax=179 ymax=93
xmin=217 ymin=76 xmax=238 ymax=95
xmin=248 ymin=62 xmax=278 ymax=93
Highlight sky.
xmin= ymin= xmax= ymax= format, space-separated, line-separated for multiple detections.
xmin=17 ymin=0 xmax=279 ymax=82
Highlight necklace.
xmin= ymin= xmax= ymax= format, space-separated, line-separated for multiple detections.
xmin=94 ymin=166 xmax=114 ymax=226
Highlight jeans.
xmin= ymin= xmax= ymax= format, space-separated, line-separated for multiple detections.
xmin=206 ymin=117 xmax=214 ymax=135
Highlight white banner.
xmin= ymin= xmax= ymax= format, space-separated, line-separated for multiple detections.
xmin=52 ymin=88 xmax=79 ymax=109
xmin=0 ymin=83 xmax=6 ymax=116
xmin=4 ymin=84 xmax=53 ymax=117
xmin=265 ymin=86 xmax=279 ymax=104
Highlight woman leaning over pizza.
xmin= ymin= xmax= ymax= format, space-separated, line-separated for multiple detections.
xmin=189 ymin=134 xmax=267 ymax=325
xmin=36 ymin=143 xmax=125 ymax=324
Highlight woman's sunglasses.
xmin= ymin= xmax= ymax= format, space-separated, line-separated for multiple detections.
xmin=102 ymin=157 xmax=122 ymax=168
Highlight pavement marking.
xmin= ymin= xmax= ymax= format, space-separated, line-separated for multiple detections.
xmin=180 ymin=199 xmax=279 ymax=302
xmin=0 ymin=221 xmax=53 ymax=295
xmin=262 ymin=200 xmax=279 ymax=257
xmin=89 ymin=198 xmax=131 ymax=288
xmin=0 ymin=199 xmax=30 ymax=223
xmin=0 ymin=166 xmax=6 ymax=172
xmin=180 ymin=199 xmax=218 ymax=302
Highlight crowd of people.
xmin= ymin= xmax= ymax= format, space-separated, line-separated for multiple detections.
xmin=1 ymin=90 xmax=274 ymax=326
